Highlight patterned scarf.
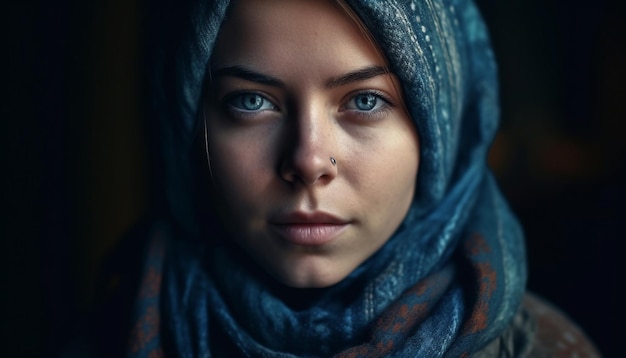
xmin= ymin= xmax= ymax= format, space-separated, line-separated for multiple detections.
xmin=129 ymin=0 xmax=527 ymax=356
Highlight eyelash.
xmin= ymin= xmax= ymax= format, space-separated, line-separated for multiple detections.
xmin=220 ymin=90 xmax=395 ymax=121
xmin=222 ymin=90 xmax=279 ymax=117
xmin=340 ymin=90 xmax=394 ymax=120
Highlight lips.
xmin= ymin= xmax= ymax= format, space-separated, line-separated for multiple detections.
xmin=269 ymin=211 xmax=350 ymax=246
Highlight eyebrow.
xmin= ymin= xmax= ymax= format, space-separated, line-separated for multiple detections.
xmin=213 ymin=66 xmax=286 ymax=87
xmin=212 ymin=65 xmax=390 ymax=89
xmin=325 ymin=65 xmax=390 ymax=88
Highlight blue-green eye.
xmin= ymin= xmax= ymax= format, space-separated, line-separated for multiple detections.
xmin=346 ymin=93 xmax=386 ymax=112
xmin=228 ymin=93 xmax=276 ymax=112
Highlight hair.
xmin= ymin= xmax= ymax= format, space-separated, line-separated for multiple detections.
xmin=332 ymin=0 xmax=387 ymax=66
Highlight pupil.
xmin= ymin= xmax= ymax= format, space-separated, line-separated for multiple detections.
xmin=243 ymin=94 xmax=262 ymax=110
xmin=357 ymin=94 xmax=376 ymax=110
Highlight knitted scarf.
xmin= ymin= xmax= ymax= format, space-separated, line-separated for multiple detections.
xmin=128 ymin=0 xmax=527 ymax=356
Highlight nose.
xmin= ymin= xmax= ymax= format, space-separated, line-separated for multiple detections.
xmin=279 ymin=104 xmax=338 ymax=186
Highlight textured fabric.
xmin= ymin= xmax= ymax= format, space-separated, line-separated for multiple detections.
xmin=130 ymin=0 xmax=527 ymax=356
xmin=127 ymin=234 xmax=604 ymax=358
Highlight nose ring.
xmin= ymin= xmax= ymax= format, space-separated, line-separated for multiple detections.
xmin=330 ymin=156 xmax=337 ymax=166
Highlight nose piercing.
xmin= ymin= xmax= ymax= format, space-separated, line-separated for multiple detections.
xmin=330 ymin=156 xmax=337 ymax=166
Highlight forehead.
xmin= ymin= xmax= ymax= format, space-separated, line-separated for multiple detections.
xmin=211 ymin=0 xmax=387 ymax=75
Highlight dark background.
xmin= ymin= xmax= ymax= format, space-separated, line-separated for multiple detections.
xmin=2 ymin=0 xmax=622 ymax=356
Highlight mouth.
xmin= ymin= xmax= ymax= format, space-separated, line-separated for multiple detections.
xmin=269 ymin=211 xmax=350 ymax=246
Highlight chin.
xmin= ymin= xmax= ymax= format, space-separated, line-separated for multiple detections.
xmin=269 ymin=258 xmax=350 ymax=289
xmin=279 ymin=275 xmax=344 ymax=289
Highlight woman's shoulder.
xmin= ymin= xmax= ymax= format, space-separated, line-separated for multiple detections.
xmin=473 ymin=292 xmax=602 ymax=357
xmin=522 ymin=292 xmax=602 ymax=357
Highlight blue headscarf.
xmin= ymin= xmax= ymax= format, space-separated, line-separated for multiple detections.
xmin=129 ymin=0 xmax=527 ymax=356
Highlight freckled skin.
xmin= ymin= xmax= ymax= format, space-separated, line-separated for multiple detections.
xmin=205 ymin=0 xmax=420 ymax=288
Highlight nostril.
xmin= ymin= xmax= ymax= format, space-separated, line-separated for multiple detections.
xmin=279 ymin=152 xmax=338 ymax=186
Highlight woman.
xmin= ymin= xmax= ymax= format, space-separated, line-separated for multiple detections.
xmin=90 ymin=0 xmax=601 ymax=356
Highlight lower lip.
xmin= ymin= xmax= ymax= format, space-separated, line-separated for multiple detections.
xmin=271 ymin=224 xmax=348 ymax=246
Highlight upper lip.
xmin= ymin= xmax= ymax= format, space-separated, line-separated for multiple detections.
xmin=270 ymin=211 xmax=349 ymax=225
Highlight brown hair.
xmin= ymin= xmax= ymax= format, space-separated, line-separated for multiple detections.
xmin=332 ymin=0 xmax=390 ymax=71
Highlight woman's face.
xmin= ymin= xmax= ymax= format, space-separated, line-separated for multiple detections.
xmin=205 ymin=0 xmax=419 ymax=288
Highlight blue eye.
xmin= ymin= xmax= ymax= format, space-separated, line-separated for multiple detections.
xmin=228 ymin=93 xmax=276 ymax=112
xmin=346 ymin=93 xmax=387 ymax=112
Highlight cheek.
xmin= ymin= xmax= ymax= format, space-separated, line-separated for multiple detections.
xmin=208 ymin=135 xmax=272 ymax=216
xmin=362 ymin=131 xmax=418 ymax=193
xmin=378 ymin=157 xmax=418 ymax=218
xmin=360 ymin=129 xmax=419 ymax=223
xmin=209 ymin=118 xmax=274 ymax=179
xmin=215 ymin=145 xmax=260 ymax=183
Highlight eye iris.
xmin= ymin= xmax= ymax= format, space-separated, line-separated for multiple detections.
xmin=242 ymin=94 xmax=263 ymax=110
xmin=356 ymin=94 xmax=377 ymax=110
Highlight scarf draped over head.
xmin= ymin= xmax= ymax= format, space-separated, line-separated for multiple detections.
xmin=130 ymin=0 xmax=527 ymax=356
